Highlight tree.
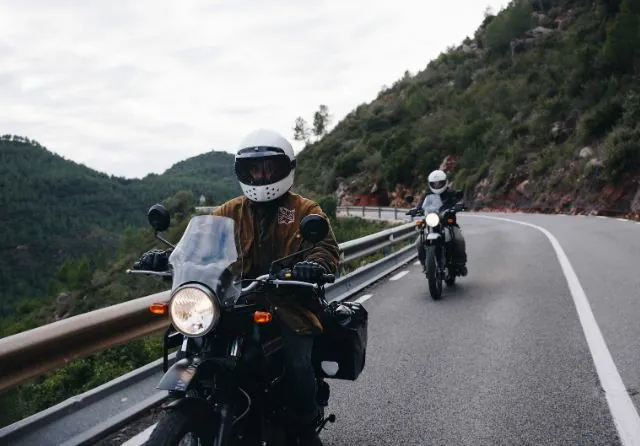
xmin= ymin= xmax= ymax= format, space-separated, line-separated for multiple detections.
xmin=603 ymin=0 xmax=640 ymax=74
xmin=312 ymin=105 xmax=331 ymax=138
xmin=293 ymin=116 xmax=311 ymax=143
xmin=484 ymin=5 xmax=495 ymax=17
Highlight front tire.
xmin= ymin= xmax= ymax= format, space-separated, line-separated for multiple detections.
xmin=146 ymin=409 xmax=214 ymax=446
xmin=426 ymin=246 xmax=442 ymax=300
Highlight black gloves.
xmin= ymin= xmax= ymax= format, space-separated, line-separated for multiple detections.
xmin=292 ymin=260 xmax=325 ymax=282
xmin=133 ymin=249 xmax=171 ymax=271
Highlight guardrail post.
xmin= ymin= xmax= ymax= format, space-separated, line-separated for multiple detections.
xmin=395 ymin=207 xmax=398 ymax=220
xmin=378 ymin=207 xmax=382 ymax=218
xmin=362 ymin=207 xmax=365 ymax=217
xmin=383 ymin=234 xmax=393 ymax=256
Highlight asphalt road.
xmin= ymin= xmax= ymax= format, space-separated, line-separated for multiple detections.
xmin=118 ymin=211 xmax=638 ymax=445
xmin=318 ymin=213 xmax=627 ymax=445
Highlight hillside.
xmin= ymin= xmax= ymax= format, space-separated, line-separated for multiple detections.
xmin=295 ymin=0 xmax=640 ymax=216
xmin=0 ymin=135 xmax=240 ymax=313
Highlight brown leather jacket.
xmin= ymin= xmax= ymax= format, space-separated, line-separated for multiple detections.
xmin=212 ymin=191 xmax=340 ymax=335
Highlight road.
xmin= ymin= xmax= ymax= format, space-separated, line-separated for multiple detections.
xmin=319 ymin=212 xmax=630 ymax=445
xmin=120 ymin=211 xmax=640 ymax=445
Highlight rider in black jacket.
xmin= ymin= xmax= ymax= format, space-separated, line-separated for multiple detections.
xmin=415 ymin=170 xmax=468 ymax=275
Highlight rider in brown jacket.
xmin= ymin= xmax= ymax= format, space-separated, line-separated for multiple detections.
xmin=214 ymin=128 xmax=339 ymax=446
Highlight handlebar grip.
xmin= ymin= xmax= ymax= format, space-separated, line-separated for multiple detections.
xmin=322 ymin=274 xmax=335 ymax=284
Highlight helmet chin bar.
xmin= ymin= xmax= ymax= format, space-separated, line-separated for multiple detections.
xmin=239 ymin=171 xmax=294 ymax=202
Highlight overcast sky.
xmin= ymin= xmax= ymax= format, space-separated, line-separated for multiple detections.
xmin=0 ymin=0 xmax=509 ymax=178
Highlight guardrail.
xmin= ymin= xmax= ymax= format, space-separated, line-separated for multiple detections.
xmin=0 ymin=212 xmax=415 ymax=395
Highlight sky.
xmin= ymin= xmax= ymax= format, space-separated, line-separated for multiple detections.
xmin=0 ymin=0 xmax=509 ymax=179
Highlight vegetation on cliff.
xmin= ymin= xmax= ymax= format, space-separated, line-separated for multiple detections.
xmin=294 ymin=0 xmax=640 ymax=214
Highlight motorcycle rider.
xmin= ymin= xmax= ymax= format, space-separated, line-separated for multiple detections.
xmin=415 ymin=169 xmax=468 ymax=275
xmin=135 ymin=129 xmax=338 ymax=445
xmin=214 ymin=129 xmax=339 ymax=445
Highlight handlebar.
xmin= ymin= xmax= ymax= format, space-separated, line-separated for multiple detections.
xmin=321 ymin=274 xmax=336 ymax=283
xmin=126 ymin=269 xmax=173 ymax=277
xmin=405 ymin=208 xmax=425 ymax=217
xmin=241 ymin=270 xmax=335 ymax=292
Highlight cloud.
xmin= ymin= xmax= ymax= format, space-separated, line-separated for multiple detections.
xmin=0 ymin=0 xmax=509 ymax=178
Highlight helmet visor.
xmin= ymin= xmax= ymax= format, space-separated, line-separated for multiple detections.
xmin=235 ymin=153 xmax=293 ymax=186
xmin=429 ymin=180 xmax=447 ymax=190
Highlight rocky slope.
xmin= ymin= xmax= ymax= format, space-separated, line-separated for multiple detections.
xmin=295 ymin=0 xmax=640 ymax=218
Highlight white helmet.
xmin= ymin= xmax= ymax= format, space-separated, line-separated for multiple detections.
xmin=234 ymin=129 xmax=296 ymax=202
xmin=428 ymin=169 xmax=448 ymax=194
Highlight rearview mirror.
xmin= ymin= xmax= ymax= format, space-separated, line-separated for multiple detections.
xmin=404 ymin=195 xmax=414 ymax=204
xmin=148 ymin=204 xmax=171 ymax=232
xmin=300 ymin=214 xmax=329 ymax=244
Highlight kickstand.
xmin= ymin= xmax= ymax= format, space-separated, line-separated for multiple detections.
xmin=316 ymin=414 xmax=336 ymax=434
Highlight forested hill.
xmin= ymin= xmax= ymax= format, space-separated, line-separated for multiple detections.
xmin=294 ymin=0 xmax=640 ymax=215
xmin=0 ymin=135 xmax=240 ymax=311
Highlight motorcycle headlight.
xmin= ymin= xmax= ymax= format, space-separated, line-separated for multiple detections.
xmin=169 ymin=284 xmax=220 ymax=337
xmin=425 ymin=213 xmax=440 ymax=228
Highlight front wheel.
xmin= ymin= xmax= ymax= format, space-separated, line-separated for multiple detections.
xmin=426 ymin=246 xmax=442 ymax=300
xmin=146 ymin=409 xmax=215 ymax=446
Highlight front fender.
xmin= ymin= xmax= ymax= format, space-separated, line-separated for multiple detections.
xmin=157 ymin=356 xmax=237 ymax=392
xmin=425 ymin=232 xmax=442 ymax=246
xmin=157 ymin=358 xmax=199 ymax=392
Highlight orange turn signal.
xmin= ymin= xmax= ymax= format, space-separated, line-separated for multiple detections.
xmin=254 ymin=311 xmax=273 ymax=324
xmin=149 ymin=303 xmax=168 ymax=315
xmin=447 ymin=218 xmax=455 ymax=224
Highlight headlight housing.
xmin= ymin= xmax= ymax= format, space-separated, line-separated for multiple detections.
xmin=425 ymin=213 xmax=440 ymax=228
xmin=169 ymin=284 xmax=220 ymax=337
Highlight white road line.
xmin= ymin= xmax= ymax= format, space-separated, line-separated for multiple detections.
xmin=618 ymin=218 xmax=629 ymax=222
xmin=354 ymin=294 xmax=373 ymax=304
xmin=389 ymin=270 xmax=409 ymax=281
xmin=597 ymin=216 xmax=608 ymax=219
xmin=466 ymin=214 xmax=640 ymax=445
xmin=413 ymin=260 xmax=421 ymax=266
xmin=121 ymin=423 xmax=157 ymax=445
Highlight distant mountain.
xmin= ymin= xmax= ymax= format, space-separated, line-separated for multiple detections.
xmin=0 ymin=135 xmax=240 ymax=312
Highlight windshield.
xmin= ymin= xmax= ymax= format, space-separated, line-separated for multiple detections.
xmin=168 ymin=215 xmax=242 ymax=303
xmin=421 ymin=194 xmax=443 ymax=213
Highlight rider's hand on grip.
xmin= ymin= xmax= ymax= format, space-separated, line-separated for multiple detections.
xmin=133 ymin=249 xmax=171 ymax=271
xmin=292 ymin=261 xmax=325 ymax=282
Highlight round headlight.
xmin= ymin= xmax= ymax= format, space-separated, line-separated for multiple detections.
xmin=169 ymin=285 xmax=220 ymax=337
xmin=425 ymin=213 xmax=440 ymax=227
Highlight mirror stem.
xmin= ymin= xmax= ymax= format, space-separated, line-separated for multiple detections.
xmin=155 ymin=232 xmax=176 ymax=249
xmin=268 ymin=245 xmax=315 ymax=275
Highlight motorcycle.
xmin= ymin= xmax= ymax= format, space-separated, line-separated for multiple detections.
xmin=126 ymin=204 xmax=368 ymax=445
xmin=404 ymin=196 xmax=466 ymax=300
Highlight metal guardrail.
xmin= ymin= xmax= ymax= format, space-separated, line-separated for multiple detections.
xmin=195 ymin=206 xmax=219 ymax=214
xmin=0 ymin=214 xmax=415 ymax=395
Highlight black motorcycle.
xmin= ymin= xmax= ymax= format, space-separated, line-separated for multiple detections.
xmin=126 ymin=204 xmax=368 ymax=445
xmin=405 ymin=199 xmax=466 ymax=300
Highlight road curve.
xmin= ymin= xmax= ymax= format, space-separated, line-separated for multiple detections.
xmin=114 ymin=210 xmax=639 ymax=445
xmin=320 ymin=212 xmax=627 ymax=445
